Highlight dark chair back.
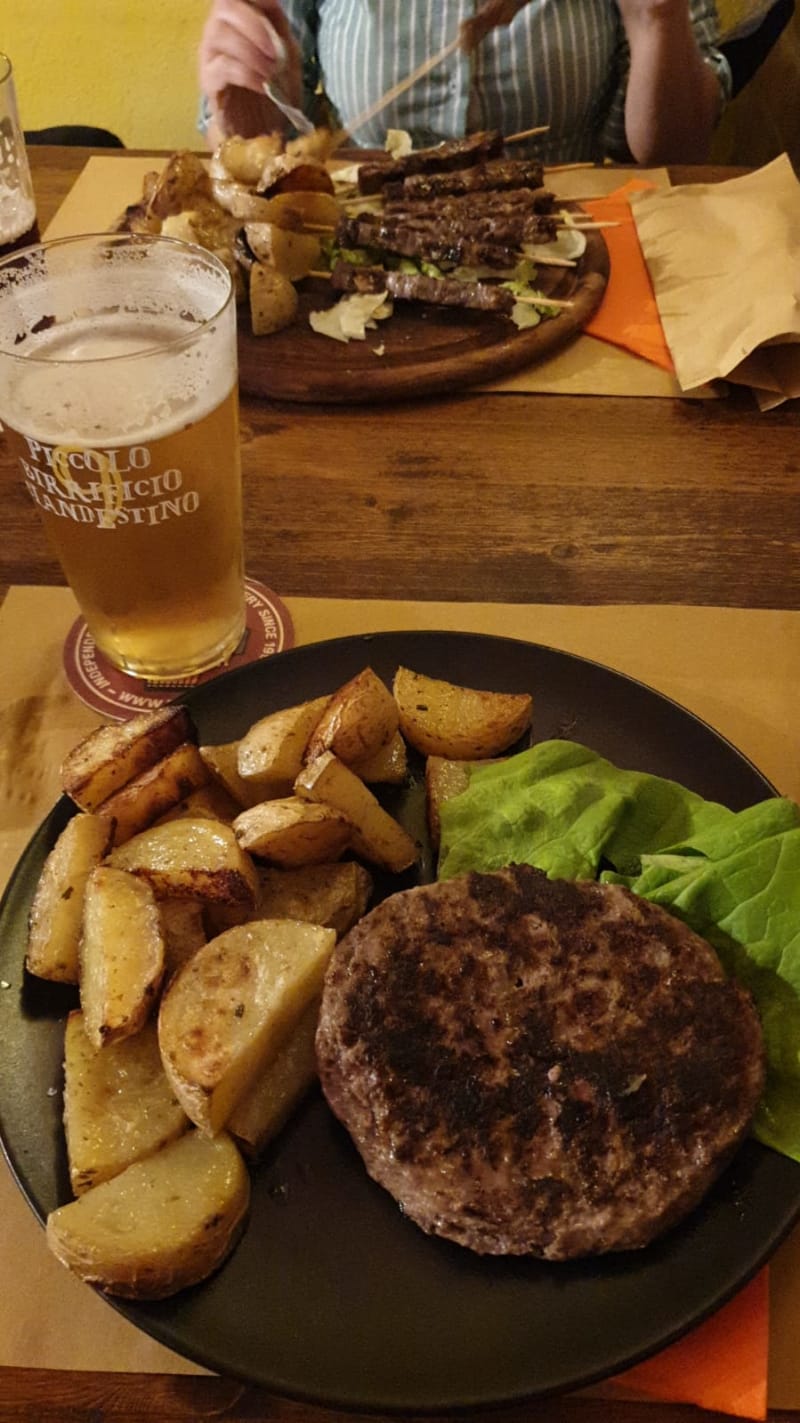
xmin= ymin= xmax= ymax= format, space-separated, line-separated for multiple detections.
xmin=24 ymin=125 xmax=124 ymax=148
xmin=720 ymin=0 xmax=796 ymax=95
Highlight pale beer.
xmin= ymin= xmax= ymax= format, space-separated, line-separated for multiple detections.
xmin=0 ymin=235 xmax=246 ymax=680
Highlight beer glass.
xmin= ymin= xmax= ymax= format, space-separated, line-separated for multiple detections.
xmin=0 ymin=233 xmax=246 ymax=680
xmin=0 ymin=54 xmax=38 ymax=257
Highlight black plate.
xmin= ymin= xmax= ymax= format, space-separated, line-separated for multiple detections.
xmin=2 ymin=630 xmax=798 ymax=1412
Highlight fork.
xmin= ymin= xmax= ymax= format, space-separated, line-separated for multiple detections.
xmin=260 ymin=16 xmax=314 ymax=134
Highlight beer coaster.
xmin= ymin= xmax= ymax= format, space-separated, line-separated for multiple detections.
xmin=63 ymin=579 xmax=294 ymax=720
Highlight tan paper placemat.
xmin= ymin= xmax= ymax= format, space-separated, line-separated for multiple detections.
xmin=0 ymin=587 xmax=797 ymax=1401
xmin=43 ymin=156 xmax=683 ymax=399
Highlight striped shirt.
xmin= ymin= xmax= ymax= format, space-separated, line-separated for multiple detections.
xmin=278 ymin=0 xmax=731 ymax=162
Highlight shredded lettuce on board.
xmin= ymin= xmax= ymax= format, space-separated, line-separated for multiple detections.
xmin=308 ymin=292 xmax=393 ymax=342
xmin=437 ymin=740 xmax=800 ymax=1162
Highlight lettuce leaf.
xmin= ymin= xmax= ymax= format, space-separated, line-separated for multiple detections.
xmin=437 ymin=740 xmax=733 ymax=881
xmin=437 ymin=741 xmax=800 ymax=1161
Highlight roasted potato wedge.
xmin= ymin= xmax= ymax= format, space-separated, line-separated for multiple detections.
xmin=249 ymin=263 xmax=299 ymax=335
xmin=425 ymin=755 xmax=505 ymax=848
xmin=393 ymin=666 xmax=533 ymax=759
xmin=295 ymin=751 xmax=418 ymax=873
xmin=200 ymin=740 xmax=263 ymax=808
xmin=228 ymin=996 xmax=320 ymax=1158
xmin=146 ymin=150 xmax=212 ymax=219
xmin=269 ymin=162 xmax=335 ymax=195
xmin=233 ymin=796 xmax=351 ymax=866
xmin=161 ymin=198 xmax=239 ymax=249
xmin=80 ymin=867 xmax=165 ymax=1048
xmin=26 ymin=813 xmax=112 ymax=983
xmin=218 ymin=132 xmax=283 ymax=186
xmin=107 ymin=817 xmax=258 ymax=908
xmin=159 ymin=898 xmax=207 ymax=978
xmin=61 ymin=705 xmax=195 ymax=812
xmin=158 ymin=919 xmax=336 ymax=1134
xmin=304 ymin=667 xmax=399 ymax=766
xmin=63 ymin=1011 xmax=188 ymax=1195
xmin=349 ymin=729 xmax=409 ymax=784
xmin=46 ymin=1130 xmax=250 ymax=1299
xmin=256 ymin=860 xmax=372 ymax=934
xmin=284 ymin=127 xmax=340 ymax=164
xmin=237 ymin=695 xmax=329 ymax=795
xmin=114 ymin=194 xmax=161 ymax=235
xmin=154 ymin=779 xmax=240 ymax=827
xmin=244 ymin=222 xmax=321 ymax=280
xmin=96 ymin=742 xmax=209 ymax=847
xmin=209 ymin=177 xmax=275 ymax=222
xmin=260 ymin=189 xmax=340 ymax=231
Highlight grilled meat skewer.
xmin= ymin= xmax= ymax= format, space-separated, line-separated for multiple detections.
xmin=331 ymin=259 xmax=518 ymax=312
xmin=382 ymin=185 xmax=556 ymax=221
xmin=336 ymin=217 xmax=519 ymax=269
xmin=356 ymin=131 xmax=504 ymax=195
xmin=385 ymin=158 xmax=545 ymax=202
xmin=337 ymin=212 xmax=559 ymax=269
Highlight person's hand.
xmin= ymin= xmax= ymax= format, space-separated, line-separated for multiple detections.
xmin=199 ymin=0 xmax=303 ymax=139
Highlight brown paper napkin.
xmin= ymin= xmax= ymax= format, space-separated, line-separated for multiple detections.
xmin=630 ymin=155 xmax=800 ymax=408
xmin=0 ymin=588 xmax=798 ymax=1402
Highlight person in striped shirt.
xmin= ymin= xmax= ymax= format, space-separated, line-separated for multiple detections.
xmin=198 ymin=0 xmax=731 ymax=164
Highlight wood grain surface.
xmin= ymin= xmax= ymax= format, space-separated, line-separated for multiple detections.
xmin=237 ymin=228 xmax=609 ymax=402
xmin=1 ymin=1368 xmax=797 ymax=1423
xmin=0 ymin=147 xmax=798 ymax=1423
xmin=2 ymin=151 xmax=798 ymax=613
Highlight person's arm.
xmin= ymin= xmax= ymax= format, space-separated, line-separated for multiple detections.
xmin=198 ymin=0 xmax=304 ymax=144
xmin=618 ymin=0 xmax=723 ymax=163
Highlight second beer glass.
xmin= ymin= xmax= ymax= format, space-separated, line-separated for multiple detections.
xmin=0 ymin=54 xmax=38 ymax=256
xmin=0 ymin=232 xmax=246 ymax=680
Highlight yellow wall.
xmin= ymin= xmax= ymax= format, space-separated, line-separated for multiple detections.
xmin=3 ymin=0 xmax=799 ymax=163
xmin=712 ymin=11 xmax=800 ymax=168
xmin=3 ymin=1 xmax=206 ymax=151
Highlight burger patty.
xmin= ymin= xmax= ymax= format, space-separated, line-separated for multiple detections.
xmin=316 ymin=864 xmax=765 ymax=1260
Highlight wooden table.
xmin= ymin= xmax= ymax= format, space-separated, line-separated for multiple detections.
xmin=1 ymin=147 xmax=799 ymax=612
xmin=0 ymin=146 xmax=798 ymax=1423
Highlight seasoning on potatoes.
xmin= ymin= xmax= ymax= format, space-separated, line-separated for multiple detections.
xmin=393 ymin=666 xmax=533 ymax=759
xmin=249 ymin=264 xmax=300 ymax=336
xmin=46 ymin=1130 xmax=250 ymax=1299
xmin=260 ymin=190 xmax=340 ymax=231
xmin=245 ymin=221 xmax=321 ymax=280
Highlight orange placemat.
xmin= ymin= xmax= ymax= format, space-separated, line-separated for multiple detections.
xmin=603 ymin=1268 xmax=768 ymax=1417
xmin=581 ymin=180 xmax=676 ymax=372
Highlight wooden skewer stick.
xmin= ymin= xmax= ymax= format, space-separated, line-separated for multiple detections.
xmin=555 ymin=218 xmax=620 ymax=229
xmin=342 ymin=34 xmax=462 ymax=139
xmin=527 ymin=254 xmax=576 ymax=268
xmin=302 ymin=270 xmax=574 ymax=313
xmin=504 ymin=125 xmax=550 ymax=145
xmin=544 ymin=161 xmax=598 ymax=173
xmin=514 ymin=294 xmax=574 ymax=308
xmin=340 ymin=0 xmax=532 ymax=138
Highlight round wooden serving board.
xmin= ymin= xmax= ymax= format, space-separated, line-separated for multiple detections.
xmin=237 ymin=225 xmax=609 ymax=404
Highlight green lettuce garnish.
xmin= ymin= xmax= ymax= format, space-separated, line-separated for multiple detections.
xmin=437 ymin=740 xmax=800 ymax=1161
xmin=320 ymin=239 xmax=376 ymax=269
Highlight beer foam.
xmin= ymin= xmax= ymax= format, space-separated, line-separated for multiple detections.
xmin=0 ymin=241 xmax=237 ymax=444
xmin=0 ymin=183 xmax=36 ymax=247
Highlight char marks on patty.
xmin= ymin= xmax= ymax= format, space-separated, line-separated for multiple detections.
xmin=316 ymin=864 xmax=764 ymax=1260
